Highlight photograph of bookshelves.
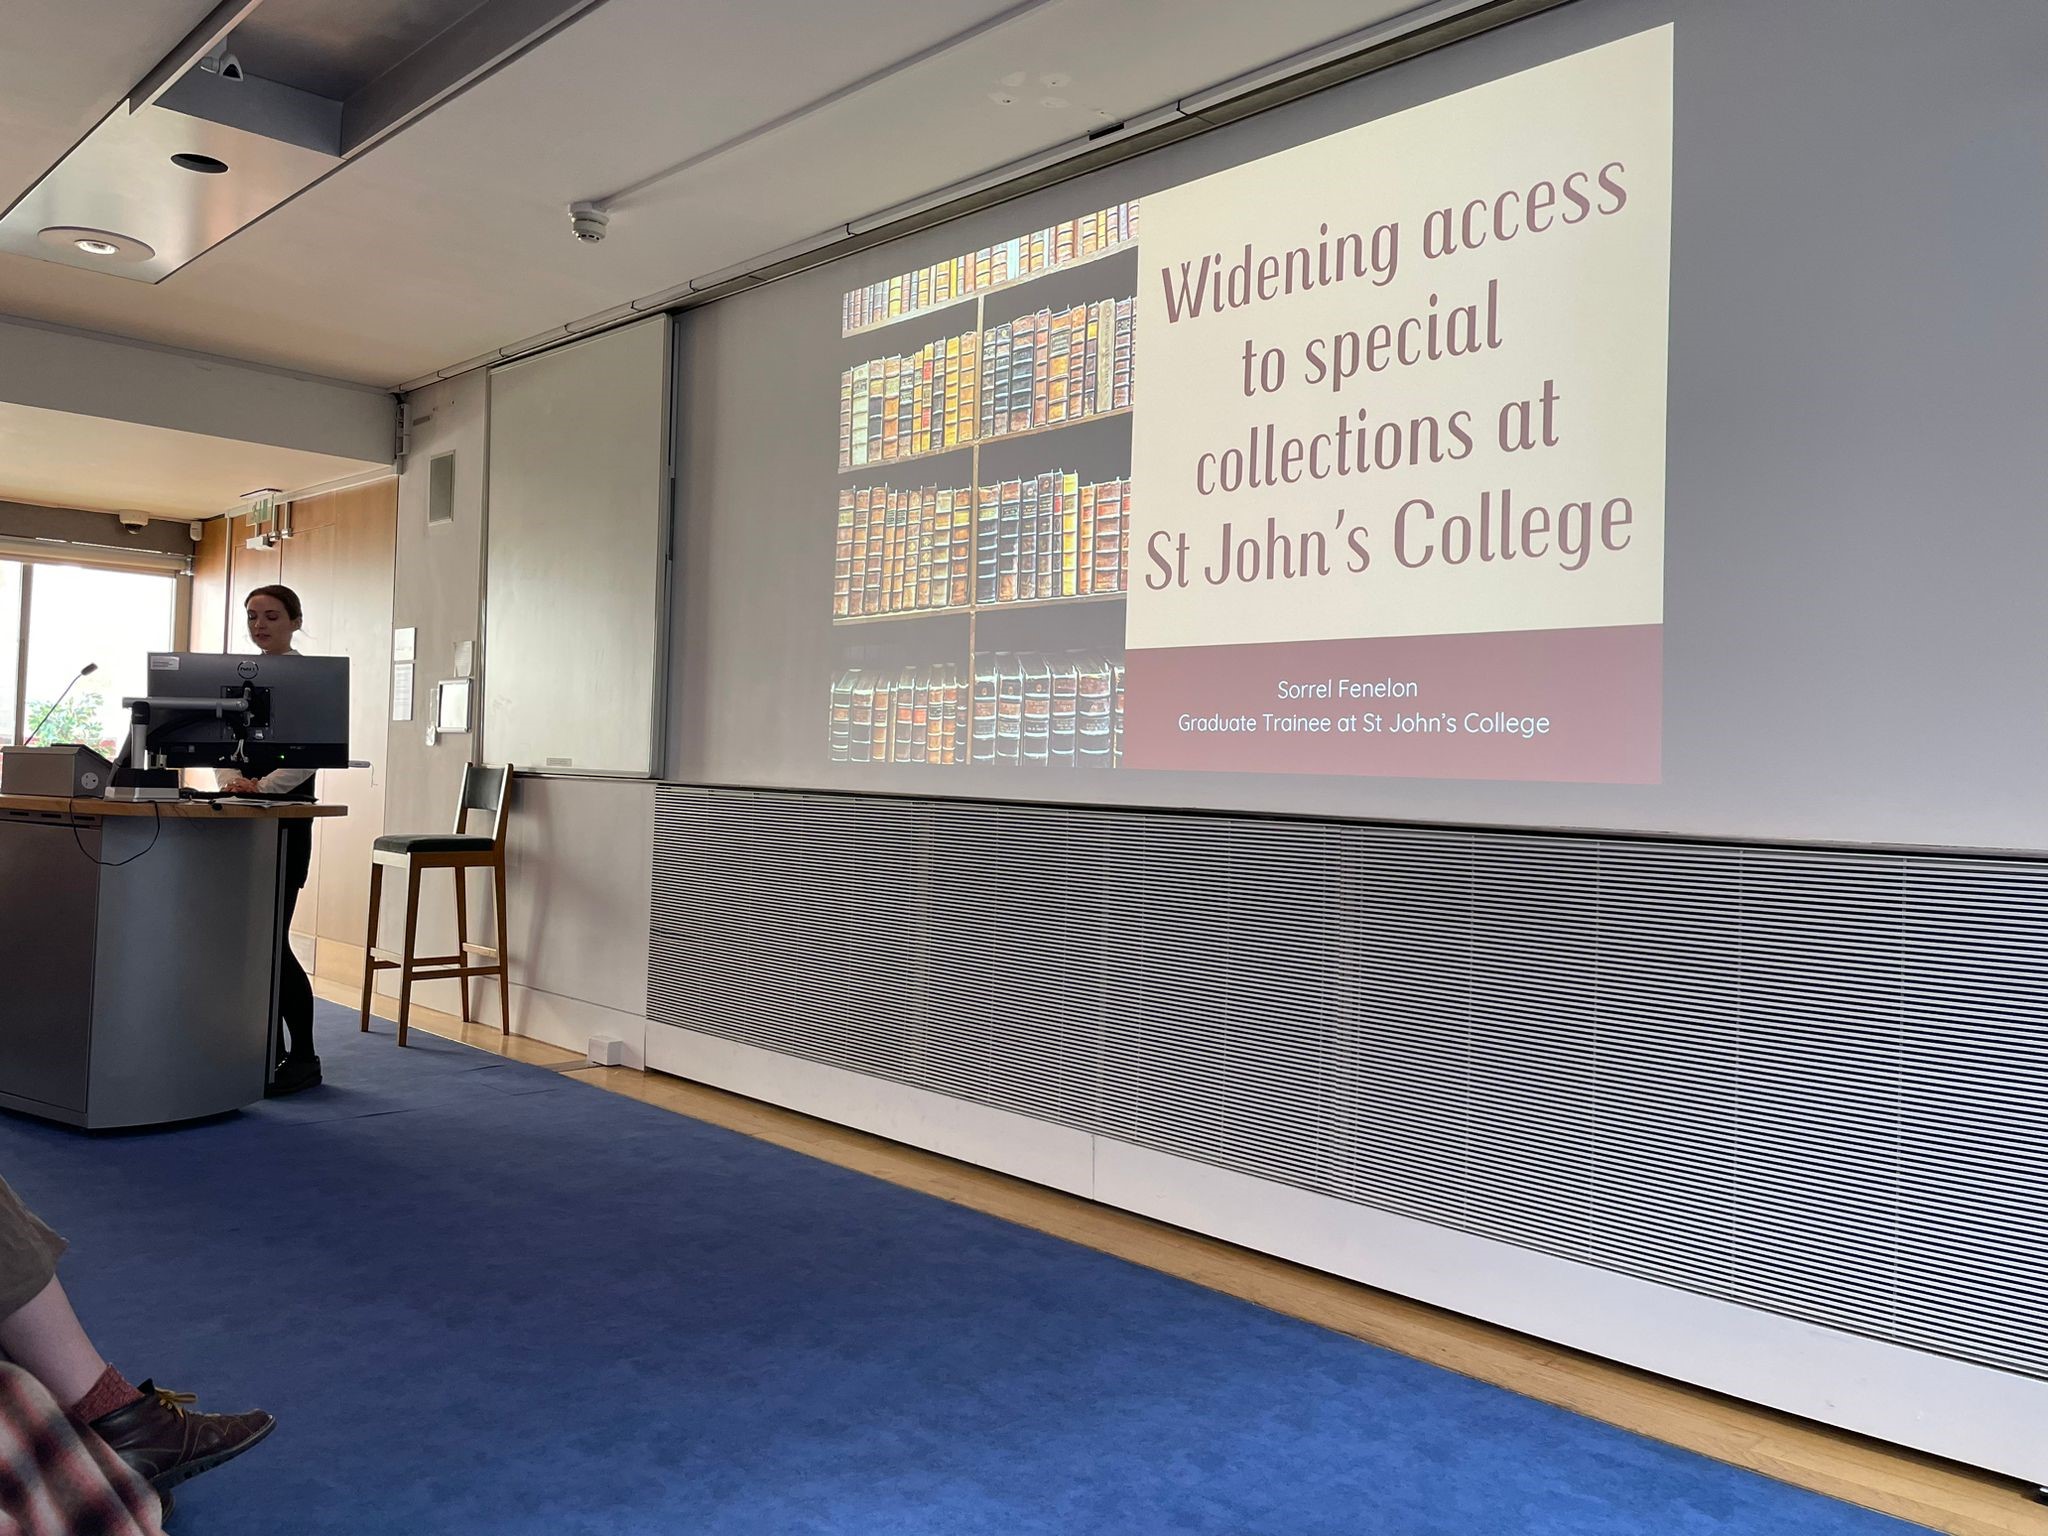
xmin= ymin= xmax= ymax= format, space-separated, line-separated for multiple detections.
xmin=829 ymin=664 xmax=967 ymax=765
xmin=829 ymin=201 xmax=1139 ymax=768
xmin=832 ymin=473 xmax=1131 ymax=621
xmin=842 ymin=203 xmax=1138 ymax=336
xmin=970 ymin=651 xmax=1124 ymax=768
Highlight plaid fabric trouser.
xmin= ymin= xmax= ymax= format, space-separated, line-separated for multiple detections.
xmin=0 ymin=1362 xmax=163 ymax=1535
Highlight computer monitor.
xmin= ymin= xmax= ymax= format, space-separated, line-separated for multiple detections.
xmin=142 ymin=653 xmax=351 ymax=769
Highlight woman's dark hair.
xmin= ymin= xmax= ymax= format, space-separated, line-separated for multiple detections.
xmin=243 ymin=584 xmax=303 ymax=622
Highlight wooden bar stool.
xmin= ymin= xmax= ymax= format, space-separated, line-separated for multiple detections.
xmin=359 ymin=763 xmax=514 ymax=1046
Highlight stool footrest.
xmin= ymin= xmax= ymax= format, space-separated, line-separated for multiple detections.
xmin=369 ymin=952 xmax=504 ymax=975
xmin=402 ymin=963 xmax=505 ymax=982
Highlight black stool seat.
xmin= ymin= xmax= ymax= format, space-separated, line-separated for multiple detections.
xmin=375 ymin=833 xmax=494 ymax=855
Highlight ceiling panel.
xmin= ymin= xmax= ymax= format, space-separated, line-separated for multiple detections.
xmin=0 ymin=399 xmax=385 ymax=518
xmin=229 ymin=0 xmax=495 ymax=101
xmin=0 ymin=0 xmax=1431 ymax=387
xmin=0 ymin=1 xmax=224 ymax=212
xmin=601 ymin=0 xmax=1419 ymax=285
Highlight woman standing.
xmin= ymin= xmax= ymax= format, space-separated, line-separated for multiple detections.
xmin=220 ymin=585 xmax=321 ymax=1095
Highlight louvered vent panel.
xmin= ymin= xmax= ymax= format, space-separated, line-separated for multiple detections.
xmin=650 ymin=786 xmax=2048 ymax=1383
xmin=1586 ymin=841 xmax=1743 ymax=1298
xmin=1466 ymin=834 xmax=1601 ymax=1261
xmin=1092 ymin=810 xmax=1247 ymax=1172
xmin=1329 ymin=825 xmax=1473 ymax=1229
xmin=921 ymin=798 xmax=1097 ymax=1127
xmin=1898 ymin=858 xmax=2048 ymax=1377
xmin=1729 ymin=849 xmax=1904 ymax=1341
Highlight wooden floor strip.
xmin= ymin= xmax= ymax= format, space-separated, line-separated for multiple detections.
xmin=315 ymin=978 xmax=2046 ymax=1536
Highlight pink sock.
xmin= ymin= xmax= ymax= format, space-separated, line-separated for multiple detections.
xmin=70 ymin=1365 xmax=142 ymax=1424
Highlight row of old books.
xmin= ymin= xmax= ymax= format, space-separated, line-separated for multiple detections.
xmin=977 ymin=474 xmax=1128 ymax=605
xmin=837 ymin=298 xmax=1135 ymax=469
xmin=829 ymin=665 xmax=968 ymax=765
xmin=832 ymin=476 xmax=1132 ymax=617
xmin=834 ymin=486 xmax=974 ymax=616
xmin=841 ymin=201 xmax=1140 ymax=333
xmin=827 ymin=652 xmax=1127 ymax=768
xmin=972 ymin=652 xmax=1124 ymax=768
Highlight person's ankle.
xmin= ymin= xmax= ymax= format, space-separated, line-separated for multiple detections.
xmin=69 ymin=1364 xmax=142 ymax=1423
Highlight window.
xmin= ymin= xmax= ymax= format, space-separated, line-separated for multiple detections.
xmin=0 ymin=562 xmax=19 ymax=746
xmin=18 ymin=564 xmax=178 ymax=755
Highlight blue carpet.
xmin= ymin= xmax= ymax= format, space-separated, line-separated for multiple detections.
xmin=0 ymin=1001 xmax=1928 ymax=1535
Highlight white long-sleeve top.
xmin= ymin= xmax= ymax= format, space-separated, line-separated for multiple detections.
xmin=215 ymin=644 xmax=315 ymax=795
xmin=219 ymin=763 xmax=314 ymax=795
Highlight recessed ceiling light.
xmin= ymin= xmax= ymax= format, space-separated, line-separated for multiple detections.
xmin=171 ymin=153 xmax=228 ymax=174
xmin=37 ymin=226 xmax=154 ymax=263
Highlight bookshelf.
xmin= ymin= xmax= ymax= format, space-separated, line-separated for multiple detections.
xmin=841 ymin=240 xmax=1138 ymax=339
xmin=842 ymin=203 xmax=1138 ymax=336
xmin=838 ymin=406 xmax=1132 ymax=474
xmin=833 ymin=593 xmax=1125 ymax=629
xmin=830 ymin=201 xmax=1139 ymax=768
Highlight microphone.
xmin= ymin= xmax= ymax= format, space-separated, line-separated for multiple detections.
xmin=23 ymin=662 xmax=98 ymax=746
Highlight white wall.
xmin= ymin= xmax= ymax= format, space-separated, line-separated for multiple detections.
xmin=386 ymin=371 xmax=652 ymax=1065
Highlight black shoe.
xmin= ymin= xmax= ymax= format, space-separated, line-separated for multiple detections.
xmin=265 ymin=1055 xmax=322 ymax=1097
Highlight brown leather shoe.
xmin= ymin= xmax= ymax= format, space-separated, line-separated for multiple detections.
xmin=87 ymin=1380 xmax=276 ymax=1494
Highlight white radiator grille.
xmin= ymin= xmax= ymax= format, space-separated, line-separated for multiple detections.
xmin=648 ymin=786 xmax=2048 ymax=1382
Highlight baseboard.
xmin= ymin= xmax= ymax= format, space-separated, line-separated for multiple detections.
xmin=365 ymin=967 xmax=645 ymax=1067
xmin=472 ymin=981 xmax=647 ymax=1068
xmin=649 ymin=1023 xmax=1094 ymax=1196
xmin=313 ymin=937 xmax=367 ymax=990
xmin=643 ymin=1019 xmax=2048 ymax=1487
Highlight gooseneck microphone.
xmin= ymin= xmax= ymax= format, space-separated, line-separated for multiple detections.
xmin=23 ymin=662 xmax=98 ymax=745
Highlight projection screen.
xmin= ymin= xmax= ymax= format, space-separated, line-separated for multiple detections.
xmin=666 ymin=0 xmax=2048 ymax=853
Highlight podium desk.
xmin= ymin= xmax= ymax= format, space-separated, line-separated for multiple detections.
xmin=0 ymin=795 xmax=346 ymax=1129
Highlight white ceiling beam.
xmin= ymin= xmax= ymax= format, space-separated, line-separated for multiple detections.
xmin=0 ymin=314 xmax=394 ymax=465
xmin=587 ymin=0 xmax=1067 ymax=215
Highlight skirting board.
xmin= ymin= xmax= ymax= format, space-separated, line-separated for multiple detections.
xmin=469 ymin=981 xmax=648 ymax=1069
xmin=313 ymin=937 xmax=367 ymax=989
xmin=651 ymin=1019 xmax=1095 ymax=1197
xmin=331 ymin=940 xmax=649 ymax=1068
xmin=647 ymin=1018 xmax=2048 ymax=1486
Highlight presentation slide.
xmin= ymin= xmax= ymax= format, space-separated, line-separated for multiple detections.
xmin=829 ymin=27 xmax=1671 ymax=784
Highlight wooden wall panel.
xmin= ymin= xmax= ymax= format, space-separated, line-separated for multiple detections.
xmin=188 ymin=518 xmax=230 ymax=652
xmin=224 ymin=514 xmax=280 ymax=650
xmin=286 ymin=482 xmax=396 ymax=977
xmin=213 ymin=487 xmax=396 ymax=969
xmin=279 ymin=502 xmax=335 ymax=936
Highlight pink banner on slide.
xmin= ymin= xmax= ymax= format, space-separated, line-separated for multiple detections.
xmin=1122 ymin=625 xmax=1661 ymax=782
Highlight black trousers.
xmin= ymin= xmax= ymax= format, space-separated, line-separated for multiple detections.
xmin=279 ymin=820 xmax=315 ymax=1061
